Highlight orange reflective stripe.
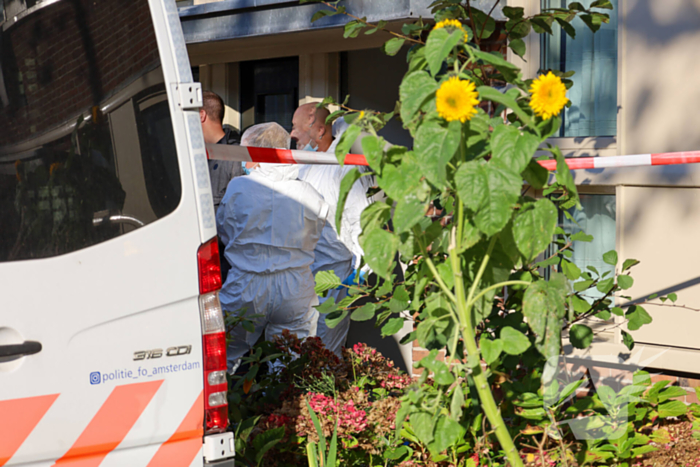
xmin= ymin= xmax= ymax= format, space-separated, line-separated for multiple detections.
xmin=147 ymin=391 xmax=204 ymax=467
xmin=53 ymin=380 xmax=162 ymax=467
xmin=0 ymin=394 xmax=59 ymax=467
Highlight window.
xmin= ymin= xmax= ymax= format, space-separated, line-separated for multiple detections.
xmin=541 ymin=0 xmax=618 ymax=137
xmin=547 ymin=194 xmax=616 ymax=302
xmin=0 ymin=0 xmax=181 ymax=262
xmin=240 ymin=57 xmax=298 ymax=133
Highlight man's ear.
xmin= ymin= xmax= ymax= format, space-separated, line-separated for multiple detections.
xmin=199 ymin=109 xmax=207 ymax=123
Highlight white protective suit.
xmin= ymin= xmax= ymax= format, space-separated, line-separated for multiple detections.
xmin=217 ymin=161 xmax=330 ymax=372
xmin=299 ymin=119 xmax=373 ymax=355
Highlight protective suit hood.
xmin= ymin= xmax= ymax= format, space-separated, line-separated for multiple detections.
xmin=253 ymin=163 xmax=300 ymax=182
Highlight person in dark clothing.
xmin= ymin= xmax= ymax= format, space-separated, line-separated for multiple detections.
xmin=200 ymin=91 xmax=243 ymax=210
xmin=200 ymin=91 xmax=243 ymax=282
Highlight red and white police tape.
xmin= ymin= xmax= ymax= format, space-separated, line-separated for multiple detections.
xmin=206 ymin=144 xmax=700 ymax=172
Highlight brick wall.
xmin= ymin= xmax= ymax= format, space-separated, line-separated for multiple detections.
xmin=0 ymin=0 xmax=159 ymax=147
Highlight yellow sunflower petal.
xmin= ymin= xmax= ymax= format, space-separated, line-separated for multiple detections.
xmin=433 ymin=19 xmax=468 ymax=42
xmin=528 ymin=71 xmax=569 ymax=120
xmin=436 ymin=76 xmax=480 ymax=123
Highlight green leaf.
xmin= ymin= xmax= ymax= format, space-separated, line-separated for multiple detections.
xmin=430 ymin=416 xmax=464 ymax=454
xmin=450 ymin=385 xmax=465 ymax=421
xmin=253 ymin=426 xmax=285 ymax=465
xmin=378 ymin=153 xmax=423 ymax=199
xmin=569 ymin=324 xmax=594 ymax=349
xmin=571 ymin=231 xmax=594 ymax=242
xmin=573 ymin=279 xmax=594 ymax=292
xmin=580 ymin=13 xmax=604 ymax=33
xmin=361 ymin=135 xmax=384 ymax=173
xmin=471 ymin=7 xmax=496 ymax=39
xmin=306 ymin=443 xmax=318 ymax=467
xmin=422 ymin=357 xmax=455 ymax=386
xmin=425 ymin=28 xmax=464 ymax=76
xmin=530 ymin=17 xmax=554 ymax=35
xmin=360 ymin=201 xmax=391 ymax=235
xmin=315 ymin=296 xmax=337 ymax=314
xmin=617 ymin=275 xmax=634 ymax=290
xmin=549 ymin=145 xmax=578 ymax=204
xmin=334 ymin=123 xmax=361 ymax=166
xmin=659 ymin=400 xmax=688 ymax=418
xmin=554 ymin=17 xmax=577 ymax=39
xmin=603 ymin=250 xmax=618 ymax=266
xmin=658 ymin=386 xmax=688 ymax=403
xmin=621 ymin=258 xmax=639 ymax=271
xmin=561 ymin=259 xmax=582 ymax=281
xmin=326 ymin=423 xmax=338 ymax=467
xmin=477 ymin=86 xmax=535 ymax=130
xmin=382 ymin=37 xmax=406 ymax=56
xmin=518 ymin=161 xmax=547 ymax=195
xmin=503 ymin=6 xmax=525 ymax=20
xmin=591 ymin=0 xmax=614 ymax=9
xmin=414 ymin=119 xmax=461 ymax=186
xmin=523 ymin=274 xmax=568 ymax=362
xmin=455 ymin=161 xmax=521 ymax=236
xmin=394 ymin=194 xmax=426 ymax=234
xmin=382 ymin=317 xmax=405 ymax=337
xmin=500 ymin=326 xmax=531 ymax=355
xmin=513 ymin=198 xmax=558 ymax=261
xmin=399 ymin=71 xmax=438 ymax=125
xmin=480 ymin=337 xmax=503 ymax=364
xmin=626 ymin=305 xmax=652 ymax=331
xmin=633 ymin=370 xmax=651 ymax=386
xmin=596 ymin=278 xmax=615 ymax=294
xmin=622 ymin=330 xmax=635 ymax=350
xmin=410 ymin=411 xmax=435 ymax=445
xmin=474 ymin=50 xmax=521 ymax=84
xmin=314 ymin=270 xmax=342 ymax=295
xmin=343 ymin=19 xmax=366 ymax=38
xmin=310 ymin=9 xmax=336 ymax=22
xmin=351 ymin=303 xmax=377 ymax=322
xmin=359 ymin=228 xmax=399 ymax=280
xmin=668 ymin=292 xmax=678 ymax=303
xmin=507 ymin=18 xmax=532 ymax=40
xmin=335 ymin=167 xmax=363 ymax=233
xmin=325 ymin=309 xmax=349 ymax=328
xmin=509 ymin=38 xmax=526 ymax=58
xmin=490 ymin=125 xmax=540 ymax=175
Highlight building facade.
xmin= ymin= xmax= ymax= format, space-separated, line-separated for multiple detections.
xmin=179 ymin=0 xmax=700 ymax=392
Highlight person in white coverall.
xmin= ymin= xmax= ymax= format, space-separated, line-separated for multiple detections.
xmin=216 ymin=122 xmax=349 ymax=372
xmin=291 ymin=103 xmax=374 ymax=355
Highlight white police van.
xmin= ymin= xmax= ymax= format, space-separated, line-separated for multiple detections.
xmin=0 ymin=0 xmax=234 ymax=465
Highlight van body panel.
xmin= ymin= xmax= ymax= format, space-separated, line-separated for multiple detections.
xmin=0 ymin=0 xmax=215 ymax=465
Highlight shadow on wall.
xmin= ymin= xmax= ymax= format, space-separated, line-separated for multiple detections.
xmin=624 ymin=0 xmax=700 ymax=155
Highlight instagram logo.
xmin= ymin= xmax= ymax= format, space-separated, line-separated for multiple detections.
xmin=89 ymin=372 xmax=101 ymax=385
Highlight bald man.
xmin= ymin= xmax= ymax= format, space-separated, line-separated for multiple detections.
xmin=295 ymin=104 xmax=375 ymax=355
xmin=291 ymin=102 xmax=317 ymax=150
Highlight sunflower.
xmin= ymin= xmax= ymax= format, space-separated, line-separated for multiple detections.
xmin=433 ymin=19 xmax=468 ymax=42
xmin=528 ymin=71 xmax=569 ymax=120
xmin=436 ymin=76 xmax=480 ymax=123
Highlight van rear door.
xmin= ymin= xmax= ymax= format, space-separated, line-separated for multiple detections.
xmin=0 ymin=0 xmax=220 ymax=465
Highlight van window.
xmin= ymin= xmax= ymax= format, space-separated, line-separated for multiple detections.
xmin=0 ymin=0 xmax=181 ymax=262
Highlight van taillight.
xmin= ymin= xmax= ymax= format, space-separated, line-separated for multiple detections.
xmin=198 ymin=237 xmax=223 ymax=295
xmin=198 ymin=238 xmax=229 ymax=434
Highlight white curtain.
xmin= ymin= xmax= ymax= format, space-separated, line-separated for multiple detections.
xmin=542 ymin=0 xmax=618 ymax=137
